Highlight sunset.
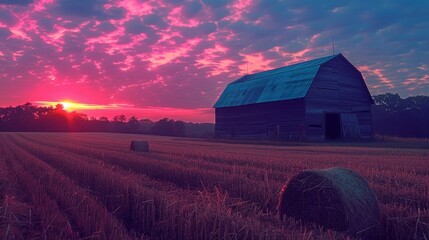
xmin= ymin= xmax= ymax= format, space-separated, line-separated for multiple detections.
xmin=0 ymin=0 xmax=428 ymax=122
xmin=0 ymin=1 xmax=428 ymax=240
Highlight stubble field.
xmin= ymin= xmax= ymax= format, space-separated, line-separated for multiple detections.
xmin=0 ymin=132 xmax=428 ymax=239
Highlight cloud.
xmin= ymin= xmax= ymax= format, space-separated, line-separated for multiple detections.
xmin=0 ymin=8 xmax=18 ymax=25
xmin=124 ymin=17 xmax=149 ymax=34
xmin=183 ymin=1 xmax=202 ymax=18
xmin=0 ymin=28 xmax=11 ymax=38
xmin=202 ymin=0 xmax=229 ymax=9
xmin=143 ymin=14 xmax=168 ymax=29
xmin=180 ymin=22 xmax=217 ymax=39
xmin=96 ymin=21 xmax=117 ymax=33
xmin=0 ymin=0 xmax=33 ymax=5
xmin=104 ymin=6 xmax=126 ymax=19
xmin=55 ymin=0 xmax=111 ymax=19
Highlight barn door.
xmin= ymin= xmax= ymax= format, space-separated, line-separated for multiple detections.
xmin=325 ymin=113 xmax=341 ymax=140
xmin=340 ymin=113 xmax=361 ymax=139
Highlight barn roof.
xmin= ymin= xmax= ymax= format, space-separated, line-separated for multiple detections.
xmin=213 ymin=53 xmax=341 ymax=108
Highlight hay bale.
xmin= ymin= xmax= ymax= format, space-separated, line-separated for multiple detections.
xmin=278 ymin=167 xmax=380 ymax=239
xmin=130 ymin=140 xmax=149 ymax=152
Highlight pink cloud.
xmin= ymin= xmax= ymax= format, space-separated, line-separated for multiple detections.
xmin=47 ymin=65 xmax=57 ymax=81
xmin=32 ymin=0 xmax=55 ymax=12
xmin=3 ymin=5 xmax=44 ymax=41
xmin=147 ymin=37 xmax=202 ymax=68
xmin=419 ymin=74 xmax=429 ymax=85
xmin=40 ymin=23 xmax=83 ymax=52
xmin=418 ymin=64 xmax=428 ymax=71
xmin=239 ymin=52 xmax=274 ymax=75
xmin=85 ymin=23 xmax=132 ymax=55
xmin=168 ymin=6 xmax=200 ymax=27
xmin=12 ymin=50 xmax=24 ymax=61
xmin=8 ymin=21 xmax=32 ymax=41
xmin=196 ymin=43 xmax=237 ymax=77
xmin=116 ymin=55 xmax=134 ymax=71
xmin=358 ymin=65 xmax=395 ymax=89
xmin=115 ymin=0 xmax=158 ymax=17
xmin=262 ymin=34 xmax=328 ymax=67
xmin=403 ymin=77 xmax=417 ymax=86
xmin=226 ymin=0 xmax=258 ymax=23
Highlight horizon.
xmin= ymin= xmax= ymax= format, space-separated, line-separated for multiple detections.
xmin=2 ymin=90 xmax=425 ymax=124
xmin=1 ymin=0 xmax=428 ymax=122
xmin=1 ymin=100 xmax=214 ymax=123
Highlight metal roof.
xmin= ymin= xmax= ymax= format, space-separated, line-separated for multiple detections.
xmin=214 ymin=54 xmax=339 ymax=108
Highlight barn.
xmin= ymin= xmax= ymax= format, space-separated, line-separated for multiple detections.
xmin=213 ymin=53 xmax=374 ymax=141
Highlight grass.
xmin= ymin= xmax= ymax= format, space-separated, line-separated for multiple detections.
xmin=0 ymin=132 xmax=428 ymax=239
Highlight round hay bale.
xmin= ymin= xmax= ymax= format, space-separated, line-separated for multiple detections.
xmin=130 ymin=140 xmax=149 ymax=152
xmin=278 ymin=167 xmax=380 ymax=239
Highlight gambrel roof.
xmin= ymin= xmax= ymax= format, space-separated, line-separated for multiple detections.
xmin=214 ymin=54 xmax=340 ymax=108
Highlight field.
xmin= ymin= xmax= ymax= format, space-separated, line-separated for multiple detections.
xmin=0 ymin=132 xmax=428 ymax=240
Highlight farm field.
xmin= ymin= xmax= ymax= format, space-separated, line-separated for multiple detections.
xmin=0 ymin=132 xmax=428 ymax=240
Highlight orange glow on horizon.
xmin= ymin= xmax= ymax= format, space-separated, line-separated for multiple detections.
xmin=34 ymin=100 xmax=133 ymax=111
xmin=33 ymin=100 xmax=214 ymax=123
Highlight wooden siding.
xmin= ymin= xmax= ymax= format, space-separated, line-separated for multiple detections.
xmin=215 ymin=99 xmax=306 ymax=140
xmin=305 ymin=56 xmax=373 ymax=140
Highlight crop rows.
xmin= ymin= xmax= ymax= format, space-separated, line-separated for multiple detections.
xmin=1 ymin=132 xmax=428 ymax=239
xmin=2 ymin=133 xmax=315 ymax=239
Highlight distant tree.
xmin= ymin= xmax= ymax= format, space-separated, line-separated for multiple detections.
xmin=403 ymin=95 xmax=429 ymax=110
xmin=0 ymin=102 xmax=215 ymax=137
xmin=128 ymin=116 xmax=139 ymax=124
xmin=55 ymin=104 xmax=65 ymax=112
xmin=373 ymin=93 xmax=429 ymax=112
xmin=127 ymin=116 xmax=140 ymax=132
xmin=36 ymin=106 xmax=53 ymax=119
xmin=113 ymin=114 xmax=127 ymax=123
xmin=71 ymin=112 xmax=88 ymax=121
xmin=151 ymin=118 xmax=185 ymax=137
xmin=1 ymin=103 xmax=38 ymax=131
xmin=94 ymin=116 xmax=111 ymax=132
xmin=185 ymin=122 xmax=215 ymax=138
xmin=99 ymin=116 xmax=109 ymax=121
xmin=372 ymin=93 xmax=429 ymax=138
xmin=373 ymin=93 xmax=403 ymax=112
xmin=40 ymin=104 xmax=68 ymax=131
xmin=111 ymin=114 xmax=127 ymax=132
xmin=139 ymin=119 xmax=154 ymax=132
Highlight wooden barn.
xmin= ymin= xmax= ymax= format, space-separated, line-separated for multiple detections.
xmin=213 ymin=53 xmax=374 ymax=141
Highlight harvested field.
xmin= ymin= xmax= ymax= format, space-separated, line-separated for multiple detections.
xmin=0 ymin=132 xmax=428 ymax=239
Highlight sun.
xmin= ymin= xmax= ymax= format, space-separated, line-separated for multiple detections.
xmin=60 ymin=101 xmax=73 ymax=111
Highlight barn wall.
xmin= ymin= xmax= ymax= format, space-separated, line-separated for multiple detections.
xmin=305 ymin=56 xmax=373 ymax=140
xmin=215 ymin=99 xmax=306 ymax=140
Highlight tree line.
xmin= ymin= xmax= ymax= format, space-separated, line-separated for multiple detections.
xmin=372 ymin=93 xmax=429 ymax=138
xmin=0 ymin=103 xmax=214 ymax=137
xmin=1 ymin=93 xmax=428 ymax=139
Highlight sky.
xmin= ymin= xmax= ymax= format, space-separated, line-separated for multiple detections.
xmin=0 ymin=0 xmax=428 ymax=123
